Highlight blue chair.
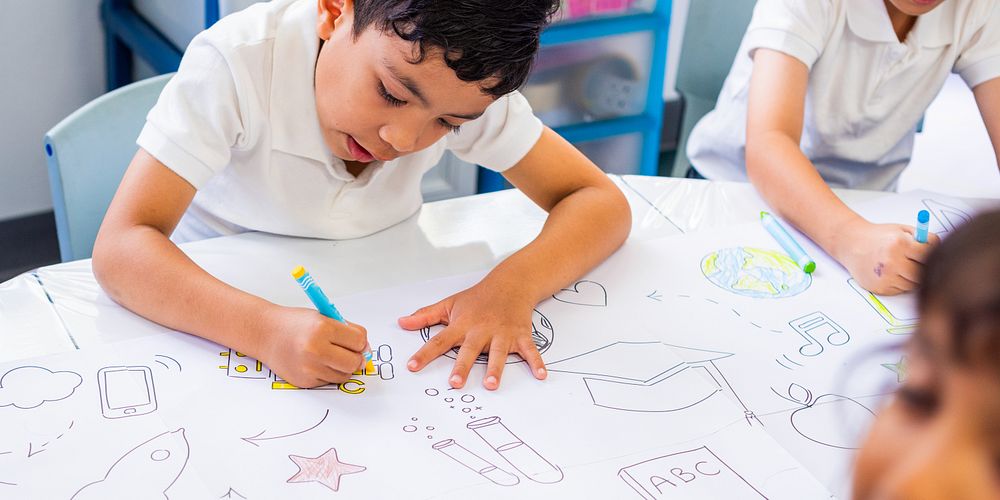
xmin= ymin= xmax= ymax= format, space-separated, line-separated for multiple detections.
xmin=44 ymin=73 xmax=173 ymax=262
xmin=668 ymin=0 xmax=757 ymax=177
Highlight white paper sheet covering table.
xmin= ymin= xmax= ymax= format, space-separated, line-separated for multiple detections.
xmin=0 ymin=273 xmax=73 ymax=364
xmin=2 ymin=244 xmax=831 ymax=499
xmin=1 ymin=190 xmax=982 ymax=499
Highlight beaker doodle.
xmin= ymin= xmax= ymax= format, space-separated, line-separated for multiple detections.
xmin=432 ymin=439 xmax=520 ymax=487
xmin=466 ymin=416 xmax=564 ymax=484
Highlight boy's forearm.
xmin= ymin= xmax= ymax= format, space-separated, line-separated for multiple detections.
xmin=477 ymin=184 xmax=631 ymax=305
xmin=93 ymin=225 xmax=277 ymax=358
xmin=746 ymin=131 xmax=865 ymax=260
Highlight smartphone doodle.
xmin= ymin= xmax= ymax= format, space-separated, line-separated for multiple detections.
xmin=98 ymin=366 xmax=157 ymax=419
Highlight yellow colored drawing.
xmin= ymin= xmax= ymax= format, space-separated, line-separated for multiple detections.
xmin=847 ymin=279 xmax=917 ymax=335
xmin=219 ymin=350 xmax=271 ymax=379
xmin=219 ymin=344 xmax=395 ymax=394
xmin=271 ymin=378 xmax=365 ymax=394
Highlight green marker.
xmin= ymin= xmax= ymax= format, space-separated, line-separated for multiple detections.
xmin=760 ymin=212 xmax=816 ymax=274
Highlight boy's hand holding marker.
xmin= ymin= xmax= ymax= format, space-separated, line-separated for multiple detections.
xmin=832 ymin=213 xmax=940 ymax=296
xmin=260 ymin=266 xmax=371 ymax=390
xmin=260 ymin=306 xmax=369 ymax=389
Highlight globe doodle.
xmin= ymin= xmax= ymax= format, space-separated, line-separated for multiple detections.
xmin=701 ymin=247 xmax=812 ymax=299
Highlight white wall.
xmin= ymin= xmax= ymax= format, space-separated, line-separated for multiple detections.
xmin=0 ymin=0 xmax=105 ymax=221
xmin=900 ymin=75 xmax=1000 ymax=198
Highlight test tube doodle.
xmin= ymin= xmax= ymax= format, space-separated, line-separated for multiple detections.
xmin=432 ymin=439 xmax=519 ymax=486
xmin=466 ymin=416 xmax=564 ymax=484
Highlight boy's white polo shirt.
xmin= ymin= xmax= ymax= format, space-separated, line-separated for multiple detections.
xmin=687 ymin=0 xmax=1000 ymax=190
xmin=137 ymin=0 xmax=543 ymax=242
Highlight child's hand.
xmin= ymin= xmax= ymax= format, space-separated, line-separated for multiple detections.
xmin=399 ymin=285 xmax=547 ymax=391
xmin=260 ymin=307 xmax=369 ymax=388
xmin=836 ymin=221 xmax=941 ymax=295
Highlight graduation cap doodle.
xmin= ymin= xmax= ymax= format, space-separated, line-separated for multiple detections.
xmin=549 ymin=342 xmax=757 ymax=423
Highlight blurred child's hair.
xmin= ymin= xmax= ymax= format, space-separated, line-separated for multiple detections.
xmin=353 ymin=0 xmax=561 ymax=97
xmin=918 ymin=209 xmax=1000 ymax=366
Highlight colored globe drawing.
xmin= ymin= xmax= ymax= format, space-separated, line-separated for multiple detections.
xmin=701 ymin=247 xmax=812 ymax=299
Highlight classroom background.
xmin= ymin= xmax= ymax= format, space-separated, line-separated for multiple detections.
xmin=2 ymin=0 xmax=998 ymax=280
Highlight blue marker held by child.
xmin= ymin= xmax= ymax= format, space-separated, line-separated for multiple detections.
xmin=760 ymin=212 xmax=816 ymax=274
xmin=915 ymin=210 xmax=930 ymax=243
xmin=292 ymin=266 xmax=373 ymax=367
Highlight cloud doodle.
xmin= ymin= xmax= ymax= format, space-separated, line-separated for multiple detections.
xmin=0 ymin=366 xmax=83 ymax=410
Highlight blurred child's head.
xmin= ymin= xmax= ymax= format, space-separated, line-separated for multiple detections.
xmin=885 ymin=0 xmax=948 ymax=17
xmin=854 ymin=209 xmax=1000 ymax=499
xmin=313 ymin=0 xmax=559 ymax=164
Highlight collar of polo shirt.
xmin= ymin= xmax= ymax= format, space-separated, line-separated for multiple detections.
xmin=845 ymin=0 xmax=955 ymax=48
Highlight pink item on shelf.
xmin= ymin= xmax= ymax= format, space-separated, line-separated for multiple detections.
xmin=561 ymin=0 xmax=638 ymax=21
xmin=565 ymin=0 xmax=593 ymax=18
xmin=595 ymin=0 xmax=632 ymax=12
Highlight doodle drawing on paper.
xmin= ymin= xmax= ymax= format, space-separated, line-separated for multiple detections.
xmin=552 ymin=280 xmax=608 ymax=307
xmin=549 ymin=342 xmax=759 ymax=424
xmin=776 ymin=312 xmax=851 ymax=369
xmin=922 ymin=199 xmax=971 ymax=234
xmin=433 ymin=438 xmax=520 ymax=486
xmin=72 ymin=428 xmax=189 ymax=500
xmin=287 ymin=448 xmax=366 ymax=493
xmin=702 ymin=247 xmax=812 ymax=299
xmin=219 ymin=350 xmax=270 ymax=379
xmin=772 ymin=383 xmax=875 ymax=450
xmin=848 ymin=279 xmax=918 ymax=335
xmin=882 ymin=357 xmax=906 ymax=383
xmin=242 ymin=409 xmax=331 ymax=447
xmin=468 ymin=416 xmax=563 ymax=484
xmin=219 ymin=345 xmax=394 ymax=392
xmin=98 ymin=366 xmax=157 ymax=419
xmin=619 ymin=446 xmax=766 ymax=499
xmin=422 ymin=310 xmax=554 ymax=365
xmin=0 ymin=366 xmax=82 ymax=410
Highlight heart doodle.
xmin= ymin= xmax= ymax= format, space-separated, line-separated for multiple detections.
xmin=552 ymin=280 xmax=607 ymax=307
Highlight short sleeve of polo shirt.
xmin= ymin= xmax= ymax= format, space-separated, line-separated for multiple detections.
xmin=743 ymin=0 xmax=833 ymax=70
xmin=955 ymin=3 xmax=1000 ymax=88
xmin=445 ymin=91 xmax=544 ymax=172
xmin=136 ymin=34 xmax=247 ymax=189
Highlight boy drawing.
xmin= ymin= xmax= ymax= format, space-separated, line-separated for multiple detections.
xmin=93 ymin=0 xmax=631 ymax=390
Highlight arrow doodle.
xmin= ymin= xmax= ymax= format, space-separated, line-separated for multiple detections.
xmin=242 ymin=409 xmax=330 ymax=447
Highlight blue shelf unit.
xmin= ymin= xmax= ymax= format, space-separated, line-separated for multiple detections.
xmin=101 ymin=0 xmax=220 ymax=90
xmin=477 ymin=3 xmax=672 ymax=193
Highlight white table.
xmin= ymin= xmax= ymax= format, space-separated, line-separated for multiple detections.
xmin=2 ymin=176 xmax=997 ymax=499
xmin=6 ymin=176 xmax=996 ymax=362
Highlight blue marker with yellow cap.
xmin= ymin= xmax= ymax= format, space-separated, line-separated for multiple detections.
xmin=292 ymin=266 xmax=373 ymax=366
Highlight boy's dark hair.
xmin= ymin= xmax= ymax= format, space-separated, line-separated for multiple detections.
xmin=353 ymin=0 xmax=561 ymax=97
xmin=918 ymin=209 xmax=1000 ymax=366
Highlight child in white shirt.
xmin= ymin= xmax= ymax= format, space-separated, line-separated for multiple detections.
xmin=688 ymin=0 xmax=1000 ymax=295
xmin=92 ymin=0 xmax=632 ymax=391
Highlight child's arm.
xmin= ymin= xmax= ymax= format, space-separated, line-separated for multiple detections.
xmin=400 ymin=127 xmax=631 ymax=390
xmin=745 ymin=49 xmax=940 ymax=296
xmin=972 ymin=77 xmax=1000 ymax=171
xmin=92 ymin=149 xmax=369 ymax=388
